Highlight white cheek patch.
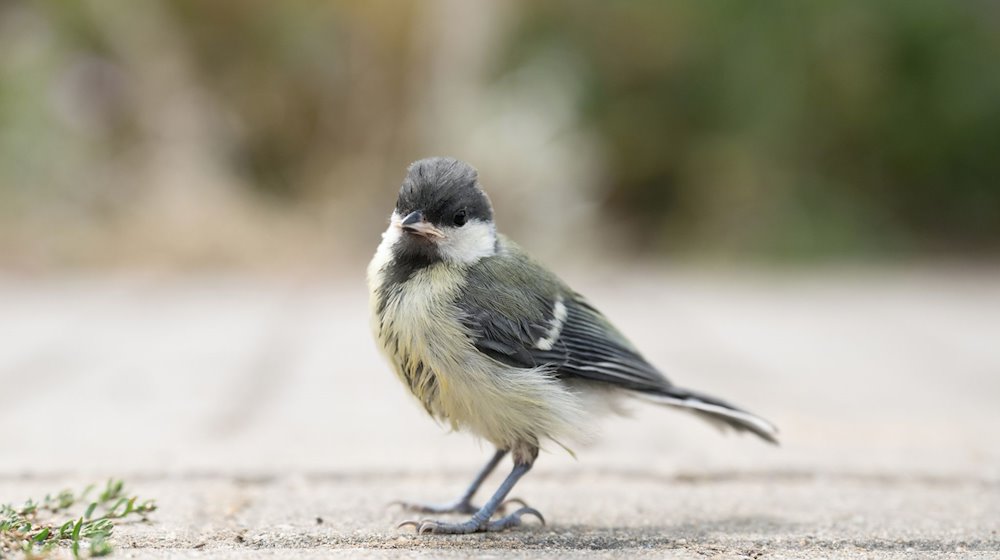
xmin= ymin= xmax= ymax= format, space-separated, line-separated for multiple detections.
xmin=536 ymin=297 xmax=568 ymax=351
xmin=436 ymin=219 xmax=497 ymax=264
xmin=369 ymin=211 xmax=403 ymax=276
xmin=385 ymin=211 xmax=403 ymax=240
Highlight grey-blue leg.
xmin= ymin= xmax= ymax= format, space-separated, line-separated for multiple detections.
xmin=398 ymin=460 xmax=544 ymax=534
xmin=393 ymin=449 xmax=508 ymax=514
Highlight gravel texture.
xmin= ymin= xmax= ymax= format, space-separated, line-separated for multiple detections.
xmin=2 ymin=268 xmax=998 ymax=558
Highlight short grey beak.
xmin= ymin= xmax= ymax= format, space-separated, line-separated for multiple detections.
xmin=401 ymin=211 xmax=423 ymax=227
xmin=398 ymin=211 xmax=444 ymax=239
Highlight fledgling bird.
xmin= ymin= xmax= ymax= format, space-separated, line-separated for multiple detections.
xmin=368 ymin=157 xmax=778 ymax=534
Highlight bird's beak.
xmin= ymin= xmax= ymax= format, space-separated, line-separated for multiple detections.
xmin=397 ymin=211 xmax=444 ymax=239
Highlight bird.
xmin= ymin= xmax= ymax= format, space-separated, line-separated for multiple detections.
xmin=367 ymin=157 xmax=778 ymax=534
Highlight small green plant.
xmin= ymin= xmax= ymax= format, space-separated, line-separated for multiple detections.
xmin=0 ymin=480 xmax=156 ymax=559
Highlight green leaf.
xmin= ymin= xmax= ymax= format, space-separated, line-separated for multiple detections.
xmin=99 ymin=480 xmax=125 ymax=504
xmin=107 ymin=497 xmax=129 ymax=517
xmin=20 ymin=499 xmax=37 ymax=515
xmin=71 ymin=517 xmax=84 ymax=558
xmin=83 ymin=518 xmax=114 ymax=538
xmin=32 ymin=527 xmax=50 ymax=542
xmin=57 ymin=490 xmax=76 ymax=510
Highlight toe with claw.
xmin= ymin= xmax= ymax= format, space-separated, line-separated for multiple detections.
xmin=486 ymin=506 xmax=545 ymax=532
xmin=397 ymin=506 xmax=545 ymax=535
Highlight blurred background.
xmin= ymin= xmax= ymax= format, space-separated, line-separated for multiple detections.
xmin=2 ymin=0 xmax=999 ymax=493
xmin=2 ymin=0 xmax=999 ymax=271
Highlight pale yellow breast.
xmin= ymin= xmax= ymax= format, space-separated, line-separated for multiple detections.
xmin=367 ymin=241 xmax=592 ymax=452
xmin=370 ymin=263 xmax=467 ymax=419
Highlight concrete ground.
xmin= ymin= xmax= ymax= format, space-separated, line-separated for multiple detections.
xmin=2 ymin=267 xmax=998 ymax=558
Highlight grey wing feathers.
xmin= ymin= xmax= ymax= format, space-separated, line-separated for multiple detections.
xmin=456 ymin=237 xmax=779 ymax=444
xmin=460 ymin=306 xmax=540 ymax=368
xmin=544 ymin=296 xmax=673 ymax=392
xmin=456 ymin=239 xmax=673 ymax=393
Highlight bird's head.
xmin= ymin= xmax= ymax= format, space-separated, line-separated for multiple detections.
xmin=387 ymin=157 xmax=497 ymax=266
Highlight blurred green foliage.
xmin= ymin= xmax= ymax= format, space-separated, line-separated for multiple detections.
xmin=1 ymin=1 xmax=998 ymax=264
xmin=167 ymin=1 xmax=417 ymax=199
xmin=506 ymin=1 xmax=1000 ymax=256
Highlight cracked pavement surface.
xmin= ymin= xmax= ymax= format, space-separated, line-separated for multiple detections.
xmin=2 ymin=268 xmax=998 ymax=558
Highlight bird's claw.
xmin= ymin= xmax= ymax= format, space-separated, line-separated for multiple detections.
xmin=395 ymin=518 xmax=453 ymax=534
xmin=500 ymin=497 xmax=529 ymax=512
xmin=396 ymin=519 xmax=419 ymax=530
xmin=396 ymin=506 xmax=545 ymax=535
xmin=497 ymin=506 xmax=545 ymax=529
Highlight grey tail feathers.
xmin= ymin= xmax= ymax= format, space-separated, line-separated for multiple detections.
xmin=637 ymin=387 xmax=779 ymax=444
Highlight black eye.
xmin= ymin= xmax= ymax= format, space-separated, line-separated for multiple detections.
xmin=453 ymin=209 xmax=467 ymax=226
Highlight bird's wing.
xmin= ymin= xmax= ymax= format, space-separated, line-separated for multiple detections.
xmin=456 ymin=238 xmax=672 ymax=393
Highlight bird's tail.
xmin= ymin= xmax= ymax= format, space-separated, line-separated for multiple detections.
xmin=636 ymin=387 xmax=779 ymax=444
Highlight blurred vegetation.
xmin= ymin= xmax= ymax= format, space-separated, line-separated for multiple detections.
xmin=0 ymin=1 xmax=997 ymax=267
xmin=506 ymin=1 xmax=1000 ymax=257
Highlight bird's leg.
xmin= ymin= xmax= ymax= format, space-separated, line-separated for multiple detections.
xmin=397 ymin=455 xmax=544 ymax=534
xmin=392 ymin=449 xmax=508 ymax=514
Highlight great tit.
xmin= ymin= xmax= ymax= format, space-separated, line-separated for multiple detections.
xmin=368 ymin=157 xmax=778 ymax=534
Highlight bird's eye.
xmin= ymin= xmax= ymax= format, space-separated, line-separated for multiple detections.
xmin=453 ymin=209 xmax=467 ymax=226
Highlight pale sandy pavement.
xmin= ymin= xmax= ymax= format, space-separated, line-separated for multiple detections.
xmin=1 ymin=267 xmax=999 ymax=558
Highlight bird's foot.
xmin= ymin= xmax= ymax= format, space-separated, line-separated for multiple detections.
xmin=397 ymin=505 xmax=544 ymax=535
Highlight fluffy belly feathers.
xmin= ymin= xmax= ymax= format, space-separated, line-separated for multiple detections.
xmin=368 ymin=264 xmax=588 ymax=453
